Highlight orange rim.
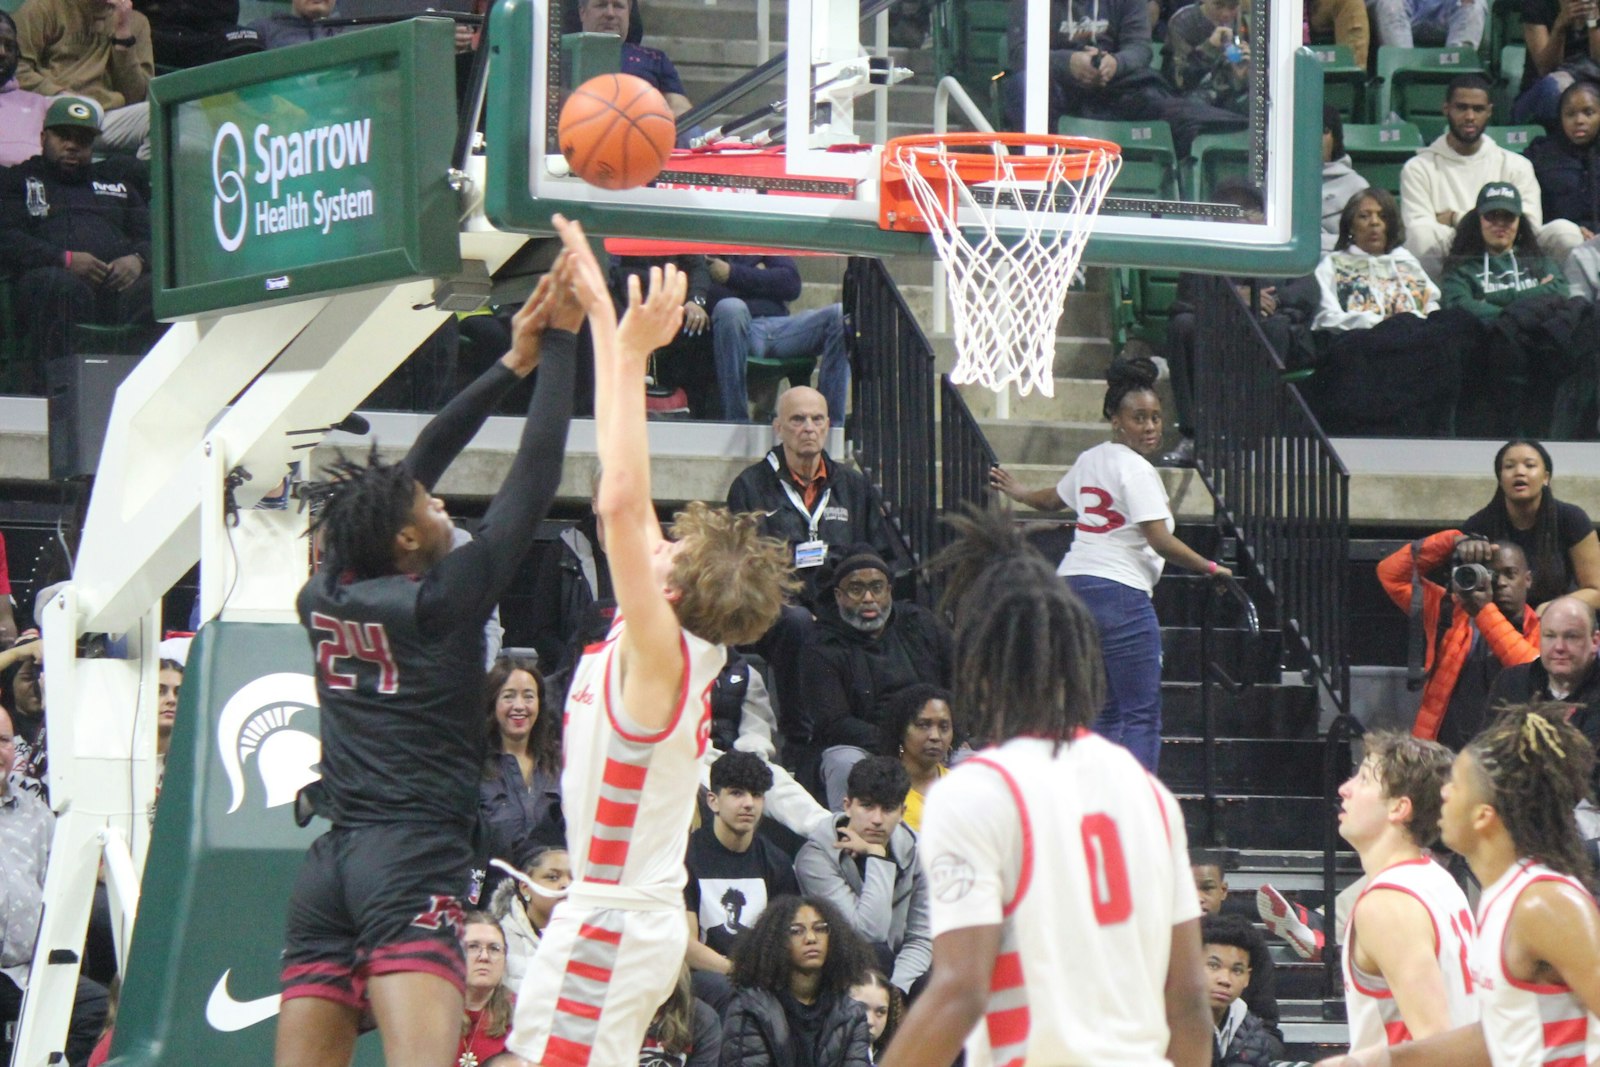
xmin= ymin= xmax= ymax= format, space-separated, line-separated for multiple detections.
xmin=884 ymin=132 xmax=1120 ymax=183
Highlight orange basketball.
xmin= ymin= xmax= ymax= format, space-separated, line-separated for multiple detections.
xmin=559 ymin=73 xmax=676 ymax=190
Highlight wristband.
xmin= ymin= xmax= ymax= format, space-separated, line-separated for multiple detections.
xmin=113 ymin=35 xmax=137 ymax=46
xmin=1207 ymin=560 xmax=1219 ymax=575
xmin=64 ymin=251 xmax=72 ymax=267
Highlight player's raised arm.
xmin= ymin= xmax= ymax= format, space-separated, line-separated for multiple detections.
xmin=554 ymin=215 xmax=688 ymax=727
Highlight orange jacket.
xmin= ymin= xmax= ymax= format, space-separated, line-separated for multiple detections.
xmin=1376 ymin=530 xmax=1541 ymax=741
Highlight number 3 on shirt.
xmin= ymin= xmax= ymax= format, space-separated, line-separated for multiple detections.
xmin=1076 ymin=487 xmax=1127 ymax=534
xmin=1081 ymin=814 xmax=1133 ymax=924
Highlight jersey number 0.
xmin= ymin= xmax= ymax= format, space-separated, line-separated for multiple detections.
xmin=1081 ymin=814 xmax=1133 ymax=925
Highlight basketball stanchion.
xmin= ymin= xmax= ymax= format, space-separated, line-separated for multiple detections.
xmin=880 ymin=133 xmax=1121 ymax=399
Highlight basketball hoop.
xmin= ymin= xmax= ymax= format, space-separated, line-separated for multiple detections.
xmin=880 ymin=133 xmax=1121 ymax=398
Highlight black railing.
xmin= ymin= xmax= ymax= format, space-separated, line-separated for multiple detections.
xmin=1196 ymin=574 xmax=1260 ymax=847
xmin=1190 ymin=274 xmax=1355 ymax=1001
xmin=844 ymin=258 xmax=938 ymax=597
xmin=938 ymin=378 xmax=999 ymax=527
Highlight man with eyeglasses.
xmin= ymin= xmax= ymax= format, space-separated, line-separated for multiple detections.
xmin=803 ymin=547 xmax=953 ymax=811
xmin=1201 ymin=914 xmax=1275 ymax=1067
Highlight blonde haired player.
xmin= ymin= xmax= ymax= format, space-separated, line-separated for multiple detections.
xmin=879 ymin=507 xmax=1211 ymax=1067
xmin=1337 ymin=733 xmax=1477 ymax=1050
xmin=1321 ymin=703 xmax=1600 ymax=1067
xmin=497 ymin=218 xmax=795 ymax=1067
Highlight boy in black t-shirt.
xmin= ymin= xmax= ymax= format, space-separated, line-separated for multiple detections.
xmin=685 ymin=751 xmax=801 ymax=976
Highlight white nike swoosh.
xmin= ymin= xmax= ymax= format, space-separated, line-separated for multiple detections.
xmin=206 ymin=970 xmax=282 ymax=1032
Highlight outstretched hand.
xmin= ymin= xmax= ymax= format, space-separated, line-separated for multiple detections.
xmin=504 ymin=270 xmax=555 ymax=377
xmin=551 ymin=214 xmax=618 ymax=336
xmin=617 ymin=265 xmax=688 ymax=363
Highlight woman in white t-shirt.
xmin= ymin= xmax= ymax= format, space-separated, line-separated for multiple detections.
xmin=989 ymin=358 xmax=1230 ymax=771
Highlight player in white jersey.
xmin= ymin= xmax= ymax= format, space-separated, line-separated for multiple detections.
xmin=880 ymin=507 xmax=1211 ymax=1067
xmin=1322 ymin=703 xmax=1600 ymax=1067
xmin=501 ymin=217 xmax=797 ymax=1067
xmin=1338 ymin=732 xmax=1478 ymax=1050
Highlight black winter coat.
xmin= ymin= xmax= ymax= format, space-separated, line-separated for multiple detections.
xmin=720 ymin=987 xmax=873 ymax=1067
xmin=1527 ymin=134 xmax=1600 ymax=233
xmin=1214 ymin=1009 xmax=1275 ymax=1067
xmin=803 ymin=599 xmax=953 ymax=751
xmin=0 ymin=155 xmax=151 ymax=274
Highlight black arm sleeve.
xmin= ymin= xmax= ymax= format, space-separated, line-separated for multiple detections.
xmin=417 ymin=331 xmax=577 ymax=627
xmin=403 ymin=358 xmax=527 ymax=491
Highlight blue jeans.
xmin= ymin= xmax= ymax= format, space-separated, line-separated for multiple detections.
xmin=1066 ymin=575 xmax=1163 ymax=772
xmin=711 ymin=300 xmax=850 ymax=422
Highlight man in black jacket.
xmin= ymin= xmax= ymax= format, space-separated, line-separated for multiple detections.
xmin=802 ymin=547 xmax=952 ymax=810
xmin=1487 ymin=596 xmax=1600 ymax=751
xmin=0 ymin=96 xmax=155 ymax=375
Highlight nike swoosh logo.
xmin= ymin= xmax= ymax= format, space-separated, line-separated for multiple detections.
xmin=206 ymin=970 xmax=282 ymax=1032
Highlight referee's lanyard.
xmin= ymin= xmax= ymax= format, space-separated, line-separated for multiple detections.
xmin=781 ymin=479 xmax=831 ymax=569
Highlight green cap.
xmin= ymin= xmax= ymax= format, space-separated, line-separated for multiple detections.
xmin=44 ymin=96 xmax=102 ymax=133
xmin=1476 ymin=182 xmax=1522 ymax=216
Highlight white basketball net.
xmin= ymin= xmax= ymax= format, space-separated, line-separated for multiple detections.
xmin=890 ymin=140 xmax=1121 ymax=397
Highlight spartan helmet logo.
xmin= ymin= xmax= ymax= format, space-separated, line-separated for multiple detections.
xmin=216 ymin=673 xmax=321 ymax=814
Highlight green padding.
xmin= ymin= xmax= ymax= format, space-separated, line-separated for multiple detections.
xmin=562 ymin=32 xmax=622 ymax=87
xmin=107 ymin=622 xmax=383 ymax=1066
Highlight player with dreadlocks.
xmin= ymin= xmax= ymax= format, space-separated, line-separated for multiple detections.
xmin=1323 ymin=702 xmax=1600 ymax=1067
xmin=274 ymin=258 xmax=580 ymax=1067
xmin=880 ymin=506 xmax=1211 ymax=1067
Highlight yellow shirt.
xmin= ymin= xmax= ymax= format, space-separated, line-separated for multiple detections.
xmin=902 ymin=765 xmax=948 ymax=832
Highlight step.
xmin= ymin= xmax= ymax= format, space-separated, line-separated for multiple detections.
xmin=1161 ymin=626 xmax=1284 ymax=685
xmin=1178 ymin=794 xmax=1334 ymax=852
xmin=1159 ymin=738 xmax=1325 ymax=796
xmin=1274 ymin=961 xmax=1337 ymax=1001
xmin=1161 ymin=683 xmax=1320 ymax=740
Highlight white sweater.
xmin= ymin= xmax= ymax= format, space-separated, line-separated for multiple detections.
xmin=1400 ymin=134 xmax=1543 ymax=262
xmin=1313 ymin=245 xmax=1441 ymax=331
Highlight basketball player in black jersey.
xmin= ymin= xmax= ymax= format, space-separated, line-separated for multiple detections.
xmin=273 ymin=257 xmax=581 ymax=1067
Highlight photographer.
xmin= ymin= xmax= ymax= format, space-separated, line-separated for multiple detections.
xmin=1376 ymin=531 xmax=1541 ymax=747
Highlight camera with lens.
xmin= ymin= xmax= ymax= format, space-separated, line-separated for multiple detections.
xmin=1452 ymin=563 xmax=1493 ymax=593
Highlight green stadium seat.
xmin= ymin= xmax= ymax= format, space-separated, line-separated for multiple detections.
xmin=1057 ymin=117 xmax=1180 ymax=200
xmin=1183 ymin=129 xmax=1251 ymax=200
xmin=1482 ymin=0 xmax=1523 ymax=73
xmin=1310 ymin=44 xmax=1371 ymax=122
xmin=107 ymin=622 xmax=384 ymax=1066
xmin=0 ymin=0 xmax=24 ymax=13
xmin=1375 ymin=45 xmax=1483 ymax=138
xmin=748 ymin=354 xmax=818 ymax=420
xmin=1342 ymin=120 xmax=1425 ymax=196
xmin=1495 ymin=45 xmax=1526 ymax=115
xmin=934 ymin=0 xmax=1011 ymax=104
xmin=1131 ymin=269 xmax=1181 ymax=347
xmin=1486 ymin=124 xmax=1541 ymax=153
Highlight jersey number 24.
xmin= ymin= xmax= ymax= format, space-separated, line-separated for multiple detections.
xmin=310 ymin=612 xmax=400 ymax=694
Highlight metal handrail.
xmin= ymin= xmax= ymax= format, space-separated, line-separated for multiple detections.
xmin=1195 ymin=574 xmax=1259 ymax=847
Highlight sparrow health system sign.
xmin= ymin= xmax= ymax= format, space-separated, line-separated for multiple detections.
xmin=149 ymin=18 xmax=461 ymax=320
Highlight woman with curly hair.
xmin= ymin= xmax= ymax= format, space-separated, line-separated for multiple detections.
xmin=479 ymin=656 xmax=564 ymax=872
xmin=721 ymin=895 xmax=875 ymax=1067
xmin=989 ymin=357 xmax=1231 ymax=770
xmin=1329 ymin=703 xmax=1600 ymax=1067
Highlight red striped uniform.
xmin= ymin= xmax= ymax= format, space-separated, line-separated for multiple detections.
xmin=1473 ymin=860 xmax=1600 ymax=1067
xmin=919 ymin=733 xmax=1198 ymax=1067
xmin=509 ymin=618 xmax=725 ymax=1067
xmin=1343 ymin=855 xmax=1479 ymax=1049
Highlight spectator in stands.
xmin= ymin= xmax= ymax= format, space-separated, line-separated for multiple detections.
xmin=488 ymin=844 xmax=570 ymax=988
xmin=1368 ymin=0 xmax=1483 ymax=50
xmin=249 ymin=0 xmax=352 ymax=49
xmin=131 ymin=0 xmax=259 ymax=69
xmin=155 ymin=657 xmax=180 ymax=764
xmin=527 ymin=469 xmax=612 ymax=677
xmin=1309 ymin=0 xmax=1371 ymax=66
xmin=1512 ymin=0 xmax=1600 ymax=128
xmin=14 ymin=0 xmax=151 ymax=159
xmin=479 ymin=657 xmax=563 ymax=877
xmin=709 ymin=254 xmax=849 ymax=426
xmin=1191 ymin=854 xmax=1282 ymax=1043
xmin=1402 ymin=75 xmax=1583 ymax=280
xmin=1322 ymin=106 xmax=1370 ymax=253
xmin=880 ymin=683 xmax=954 ymax=833
xmin=804 ymin=547 xmax=953 ymax=808
xmin=1300 ymin=187 xmax=1480 ymax=435
xmin=578 ymin=0 xmax=690 ymax=116
xmin=721 ymin=895 xmax=875 ymax=1067
xmin=795 ymin=757 xmax=930 ymax=994
xmin=847 ymin=971 xmax=900 ymax=1063
xmin=1377 ymin=531 xmax=1537 ymax=745
xmin=1165 ymin=0 xmax=1251 ymax=116
xmin=458 ymin=911 xmax=514 ymax=1067
xmin=685 ymin=752 xmax=802 ymax=981
xmin=1488 ymin=595 xmax=1600 ymax=749
xmin=0 ymin=12 xmax=52 ymax=169
xmin=1456 ymin=439 xmax=1600 ymax=610
xmin=641 ymin=966 xmax=721 ymax=1067
xmin=611 ymin=253 xmax=716 ymax=418
xmin=1528 ymin=81 xmax=1600 ymax=239
xmin=999 ymin=0 xmax=1247 ymax=155
xmin=1441 ymin=182 xmax=1597 ymax=437
xmin=0 ymin=705 xmax=109 ymax=1067
xmin=0 ymin=96 xmax=157 ymax=380
xmin=3 ymin=637 xmax=46 ymax=800
xmin=990 ymin=358 xmax=1233 ymax=772
xmin=1201 ymin=914 xmax=1276 ymax=1067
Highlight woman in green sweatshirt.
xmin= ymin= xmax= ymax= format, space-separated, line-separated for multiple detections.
xmin=1442 ymin=181 xmax=1569 ymax=320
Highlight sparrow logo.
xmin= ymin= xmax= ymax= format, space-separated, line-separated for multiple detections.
xmin=217 ymin=672 xmax=321 ymax=814
xmin=212 ymin=121 xmax=248 ymax=253
xmin=206 ymin=969 xmax=281 ymax=1032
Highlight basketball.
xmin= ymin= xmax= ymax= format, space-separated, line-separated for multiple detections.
xmin=558 ymin=73 xmax=676 ymax=190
